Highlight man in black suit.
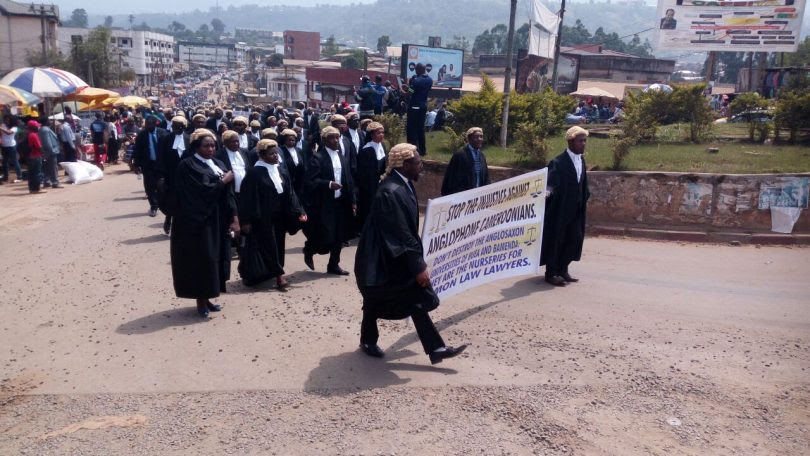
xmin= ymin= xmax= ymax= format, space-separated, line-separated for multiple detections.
xmin=330 ymin=114 xmax=358 ymax=183
xmin=303 ymin=106 xmax=320 ymax=154
xmin=441 ymin=127 xmax=490 ymax=196
xmin=156 ymin=116 xmax=191 ymax=234
xmin=354 ymin=143 xmax=467 ymax=364
xmin=205 ymin=107 xmax=225 ymax=133
xmin=215 ymin=130 xmax=252 ymax=201
xmin=133 ymin=116 xmax=169 ymax=217
xmin=540 ymin=126 xmax=590 ymax=287
xmin=302 ymin=126 xmax=356 ymax=275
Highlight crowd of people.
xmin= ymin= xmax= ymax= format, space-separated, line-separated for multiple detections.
xmin=0 ymin=67 xmax=591 ymax=365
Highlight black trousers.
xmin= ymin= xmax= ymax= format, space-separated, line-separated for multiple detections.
xmin=141 ymin=162 xmax=159 ymax=210
xmin=545 ymin=219 xmax=583 ymax=276
xmin=27 ymin=157 xmax=42 ymax=192
xmin=406 ymin=106 xmax=428 ymax=156
xmin=360 ymin=307 xmax=445 ymax=354
xmin=272 ymin=216 xmax=287 ymax=268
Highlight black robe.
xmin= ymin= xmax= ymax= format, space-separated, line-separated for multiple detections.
xmin=238 ymin=164 xmax=305 ymax=282
xmin=441 ymin=145 xmax=491 ymax=196
xmin=279 ymin=146 xmax=306 ymax=198
xmin=355 ymin=173 xmax=439 ymax=319
xmin=355 ymin=142 xmax=387 ymax=231
xmin=155 ymin=132 xmax=190 ymax=216
xmin=170 ymin=156 xmax=237 ymax=299
xmin=302 ymin=148 xmax=355 ymax=253
xmin=540 ymin=151 xmax=590 ymax=271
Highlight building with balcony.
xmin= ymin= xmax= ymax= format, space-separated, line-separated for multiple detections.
xmin=175 ymin=41 xmax=247 ymax=69
xmin=59 ymin=27 xmax=175 ymax=86
xmin=283 ymin=31 xmax=320 ymax=61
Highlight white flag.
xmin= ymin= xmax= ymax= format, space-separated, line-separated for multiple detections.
xmin=528 ymin=0 xmax=560 ymax=59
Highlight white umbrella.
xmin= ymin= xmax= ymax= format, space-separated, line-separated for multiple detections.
xmin=46 ymin=68 xmax=89 ymax=91
xmin=570 ymin=87 xmax=619 ymax=99
xmin=644 ymin=83 xmax=673 ymax=93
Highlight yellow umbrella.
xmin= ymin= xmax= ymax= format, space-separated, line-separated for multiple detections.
xmin=80 ymin=99 xmax=108 ymax=111
xmin=65 ymin=87 xmax=120 ymax=102
xmin=102 ymin=97 xmax=119 ymax=107
xmin=112 ymin=96 xmax=151 ymax=109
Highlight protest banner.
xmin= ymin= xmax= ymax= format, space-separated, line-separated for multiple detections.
xmin=421 ymin=169 xmax=548 ymax=299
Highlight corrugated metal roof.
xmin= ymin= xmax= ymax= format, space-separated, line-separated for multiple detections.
xmin=0 ymin=0 xmax=58 ymax=18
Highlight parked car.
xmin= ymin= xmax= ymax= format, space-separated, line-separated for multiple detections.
xmin=714 ymin=110 xmax=773 ymax=124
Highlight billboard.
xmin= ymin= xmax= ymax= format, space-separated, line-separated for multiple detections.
xmin=400 ymin=44 xmax=464 ymax=89
xmin=655 ymin=0 xmax=807 ymax=52
xmin=515 ymin=53 xmax=580 ymax=95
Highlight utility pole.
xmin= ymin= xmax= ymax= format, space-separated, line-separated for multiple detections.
xmin=499 ymin=0 xmax=517 ymax=148
xmin=30 ymin=3 xmax=55 ymax=65
xmin=551 ymin=0 xmax=567 ymax=91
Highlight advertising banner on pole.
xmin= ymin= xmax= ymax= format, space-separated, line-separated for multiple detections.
xmin=655 ymin=0 xmax=807 ymax=52
xmin=421 ymin=170 xmax=548 ymax=299
xmin=400 ymin=44 xmax=464 ymax=88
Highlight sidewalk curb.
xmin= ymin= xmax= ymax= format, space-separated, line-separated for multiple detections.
xmin=588 ymin=225 xmax=810 ymax=245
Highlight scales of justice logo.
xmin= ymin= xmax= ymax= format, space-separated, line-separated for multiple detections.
xmin=428 ymin=206 xmax=450 ymax=236
xmin=530 ymin=177 xmax=545 ymax=198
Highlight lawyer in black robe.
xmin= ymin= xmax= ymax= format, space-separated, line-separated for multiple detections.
xmin=354 ymin=144 xmax=467 ymax=364
xmin=302 ymin=126 xmax=355 ymax=275
xmin=540 ymin=126 xmax=590 ymax=286
xmin=355 ymin=121 xmax=387 ymax=231
xmin=440 ymin=127 xmax=491 ymax=196
xmin=156 ymin=117 xmax=191 ymax=234
xmin=170 ymin=129 xmax=240 ymax=318
xmin=278 ymin=128 xmax=307 ymax=197
xmin=239 ymin=139 xmax=307 ymax=290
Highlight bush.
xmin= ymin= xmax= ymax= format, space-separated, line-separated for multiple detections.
xmin=729 ymin=92 xmax=770 ymax=141
xmin=514 ymin=122 xmax=550 ymax=166
xmin=670 ymin=84 xmax=713 ymax=143
xmin=445 ymin=74 xmax=502 ymax=144
xmin=445 ymin=75 xmax=573 ymax=150
xmin=442 ymin=127 xmax=467 ymax=153
xmin=773 ymin=86 xmax=810 ymax=144
xmin=377 ymin=113 xmax=405 ymax=147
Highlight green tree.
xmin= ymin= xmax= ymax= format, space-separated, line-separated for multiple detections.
xmin=514 ymin=23 xmax=530 ymax=50
xmin=66 ymin=8 xmax=88 ymax=28
xmin=773 ymin=76 xmax=810 ymax=143
xmin=472 ymin=30 xmax=496 ymax=55
xmin=211 ymin=18 xmax=226 ymax=35
xmin=168 ymin=21 xmax=186 ymax=34
xmin=71 ymin=27 xmax=115 ymax=88
xmin=729 ymin=92 xmax=770 ymax=141
xmin=104 ymin=16 xmax=114 ymax=28
xmin=322 ymin=35 xmax=339 ymax=58
xmin=340 ymin=50 xmax=365 ymax=69
xmin=266 ymin=53 xmax=284 ymax=68
xmin=376 ymin=35 xmax=391 ymax=54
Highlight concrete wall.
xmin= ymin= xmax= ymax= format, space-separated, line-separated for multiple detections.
xmin=0 ymin=15 xmax=58 ymax=74
xmin=413 ymin=160 xmax=810 ymax=234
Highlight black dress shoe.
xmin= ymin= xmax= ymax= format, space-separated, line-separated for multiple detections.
xmin=163 ymin=219 xmax=171 ymax=235
xmin=561 ymin=273 xmax=579 ymax=283
xmin=429 ymin=345 xmax=467 ymax=365
xmin=196 ymin=304 xmax=210 ymax=318
xmin=206 ymin=302 xmax=222 ymax=312
xmin=327 ymin=267 xmax=350 ymax=276
xmin=148 ymin=208 xmax=158 ymax=217
xmin=304 ymin=252 xmax=315 ymax=271
xmin=360 ymin=343 xmax=384 ymax=358
xmin=544 ymin=275 xmax=567 ymax=287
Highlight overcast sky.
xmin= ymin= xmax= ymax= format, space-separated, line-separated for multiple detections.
xmin=50 ymin=0 xmax=371 ymax=16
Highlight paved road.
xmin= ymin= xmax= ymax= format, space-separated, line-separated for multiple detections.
xmin=1 ymin=166 xmax=808 ymax=455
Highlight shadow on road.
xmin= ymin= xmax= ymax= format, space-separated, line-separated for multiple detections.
xmin=303 ymin=348 xmax=457 ymax=397
xmin=385 ymin=276 xmax=552 ymax=353
xmin=116 ymin=307 xmax=207 ymax=334
xmin=120 ymin=233 xmax=167 ymax=245
xmin=106 ymin=212 xmax=146 ymax=220
xmin=113 ymin=196 xmax=145 ymax=202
